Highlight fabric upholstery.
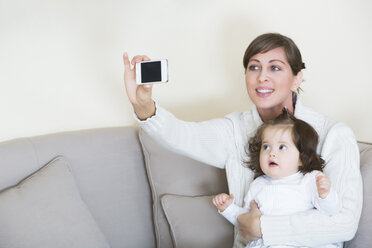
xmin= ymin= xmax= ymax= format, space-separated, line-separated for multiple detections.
xmin=161 ymin=194 xmax=234 ymax=248
xmin=0 ymin=127 xmax=155 ymax=248
xmin=0 ymin=156 xmax=110 ymax=248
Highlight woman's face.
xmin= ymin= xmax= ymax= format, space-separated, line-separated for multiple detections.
xmin=245 ymin=47 xmax=302 ymax=117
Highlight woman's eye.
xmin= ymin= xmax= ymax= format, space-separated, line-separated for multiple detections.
xmin=271 ymin=66 xmax=280 ymax=71
xmin=249 ymin=65 xmax=259 ymax=71
xmin=262 ymin=144 xmax=270 ymax=150
xmin=279 ymin=145 xmax=287 ymax=150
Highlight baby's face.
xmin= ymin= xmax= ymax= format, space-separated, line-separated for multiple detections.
xmin=259 ymin=125 xmax=302 ymax=179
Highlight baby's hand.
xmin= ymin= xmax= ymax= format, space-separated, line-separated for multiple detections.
xmin=316 ymin=172 xmax=331 ymax=199
xmin=212 ymin=193 xmax=234 ymax=212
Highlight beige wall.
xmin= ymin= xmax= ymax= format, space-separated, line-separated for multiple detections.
xmin=1 ymin=0 xmax=371 ymax=142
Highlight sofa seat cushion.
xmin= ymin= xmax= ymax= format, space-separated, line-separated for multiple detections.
xmin=161 ymin=194 xmax=233 ymax=248
xmin=0 ymin=156 xmax=110 ymax=248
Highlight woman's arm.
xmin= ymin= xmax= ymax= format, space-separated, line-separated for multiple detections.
xmin=124 ymin=53 xmax=234 ymax=168
xmin=138 ymin=104 xmax=234 ymax=168
xmin=259 ymin=123 xmax=362 ymax=246
xmin=123 ymin=53 xmax=156 ymax=120
xmin=236 ymin=180 xmax=263 ymax=242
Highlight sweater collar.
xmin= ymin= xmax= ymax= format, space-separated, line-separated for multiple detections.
xmin=263 ymin=171 xmax=303 ymax=183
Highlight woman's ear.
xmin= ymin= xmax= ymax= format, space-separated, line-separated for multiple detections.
xmin=292 ymin=71 xmax=303 ymax=92
xmin=298 ymin=156 xmax=303 ymax=167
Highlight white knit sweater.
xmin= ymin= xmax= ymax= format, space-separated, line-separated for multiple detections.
xmin=137 ymin=99 xmax=362 ymax=247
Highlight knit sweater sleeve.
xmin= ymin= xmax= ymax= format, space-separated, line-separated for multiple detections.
xmin=311 ymin=171 xmax=342 ymax=217
xmin=260 ymin=122 xmax=362 ymax=246
xmin=136 ymin=103 xmax=235 ymax=168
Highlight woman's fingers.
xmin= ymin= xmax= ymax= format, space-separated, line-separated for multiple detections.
xmin=123 ymin=52 xmax=131 ymax=71
xmin=143 ymin=55 xmax=151 ymax=61
xmin=131 ymin=55 xmax=140 ymax=65
xmin=131 ymin=55 xmax=151 ymax=65
xmin=237 ymin=201 xmax=262 ymax=241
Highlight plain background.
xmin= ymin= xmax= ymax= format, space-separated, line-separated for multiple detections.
xmin=1 ymin=0 xmax=371 ymax=142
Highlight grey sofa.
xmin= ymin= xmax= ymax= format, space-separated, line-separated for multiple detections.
xmin=0 ymin=126 xmax=370 ymax=248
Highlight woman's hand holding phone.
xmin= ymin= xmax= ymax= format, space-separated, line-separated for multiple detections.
xmin=123 ymin=53 xmax=156 ymax=120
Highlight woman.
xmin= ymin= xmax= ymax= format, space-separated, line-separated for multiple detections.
xmin=123 ymin=33 xmax=362 ymax=247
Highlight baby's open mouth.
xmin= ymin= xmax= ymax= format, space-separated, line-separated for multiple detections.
xmin=269 ymin=162 xmax=278 ymax=167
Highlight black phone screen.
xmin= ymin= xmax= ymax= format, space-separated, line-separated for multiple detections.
xmin=141 ymin=61 xmax=161 ymax=83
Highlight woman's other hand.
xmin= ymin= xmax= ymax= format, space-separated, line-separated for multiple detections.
xmin=123 ymin=53 xmax=156 ymax=120
xmin=237 ymin=201 xmax=262 ymax=242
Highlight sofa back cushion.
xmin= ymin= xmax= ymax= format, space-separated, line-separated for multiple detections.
xmin=0 ymin=127 xmax=155 ymax=248
xmin=0 ymin=156 xmax=110 ymax=248
xmin=139 ymin=129 xmax=231 ymax=248
xmin=345 ymin=142 xmax=372 ymax=247
xmin=161 ymin=194 xmax=234 ymax=248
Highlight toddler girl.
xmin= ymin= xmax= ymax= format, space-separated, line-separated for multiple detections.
xmin=213 ymin=109 xmax=342 ymax=248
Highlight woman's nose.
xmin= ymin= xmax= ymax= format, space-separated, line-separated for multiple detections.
xmin=269 ymin=151 xmax=276 ymax=157
xmin=258 ymin=69 xmax=268 ymax=83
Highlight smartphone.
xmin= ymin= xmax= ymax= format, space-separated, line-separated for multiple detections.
xmin=136 ymin=60 xmax=169 ymax=85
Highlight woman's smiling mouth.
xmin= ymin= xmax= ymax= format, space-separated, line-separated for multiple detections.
xmin=256 ymin=87 xmax=274 ymax=97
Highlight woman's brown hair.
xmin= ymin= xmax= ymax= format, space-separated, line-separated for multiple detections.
xmin=243 ymin=33 xmax=305 ymax=76
xmin=245 ymin=109 xmax=325 ymax=179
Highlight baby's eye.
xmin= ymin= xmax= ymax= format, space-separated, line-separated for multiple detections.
xmin=262 ymin=144 xmax=270 ymax=151
xmin=249 ymin=65 xmax=260 ymax=71
xmin=279 ymin=144 xmax=287 ymax=150
xmin=271 ymin=66 xmax=280 ymax=71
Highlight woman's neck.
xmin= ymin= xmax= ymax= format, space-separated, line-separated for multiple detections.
xmin=258 ymin=93 xmax=297 ymax=122
xmin=258 ymin=104 xmax=295 ymax=122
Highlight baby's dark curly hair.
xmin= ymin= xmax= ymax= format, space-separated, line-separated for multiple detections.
xmin=245 ymin=108 xmax=325 ymax=179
